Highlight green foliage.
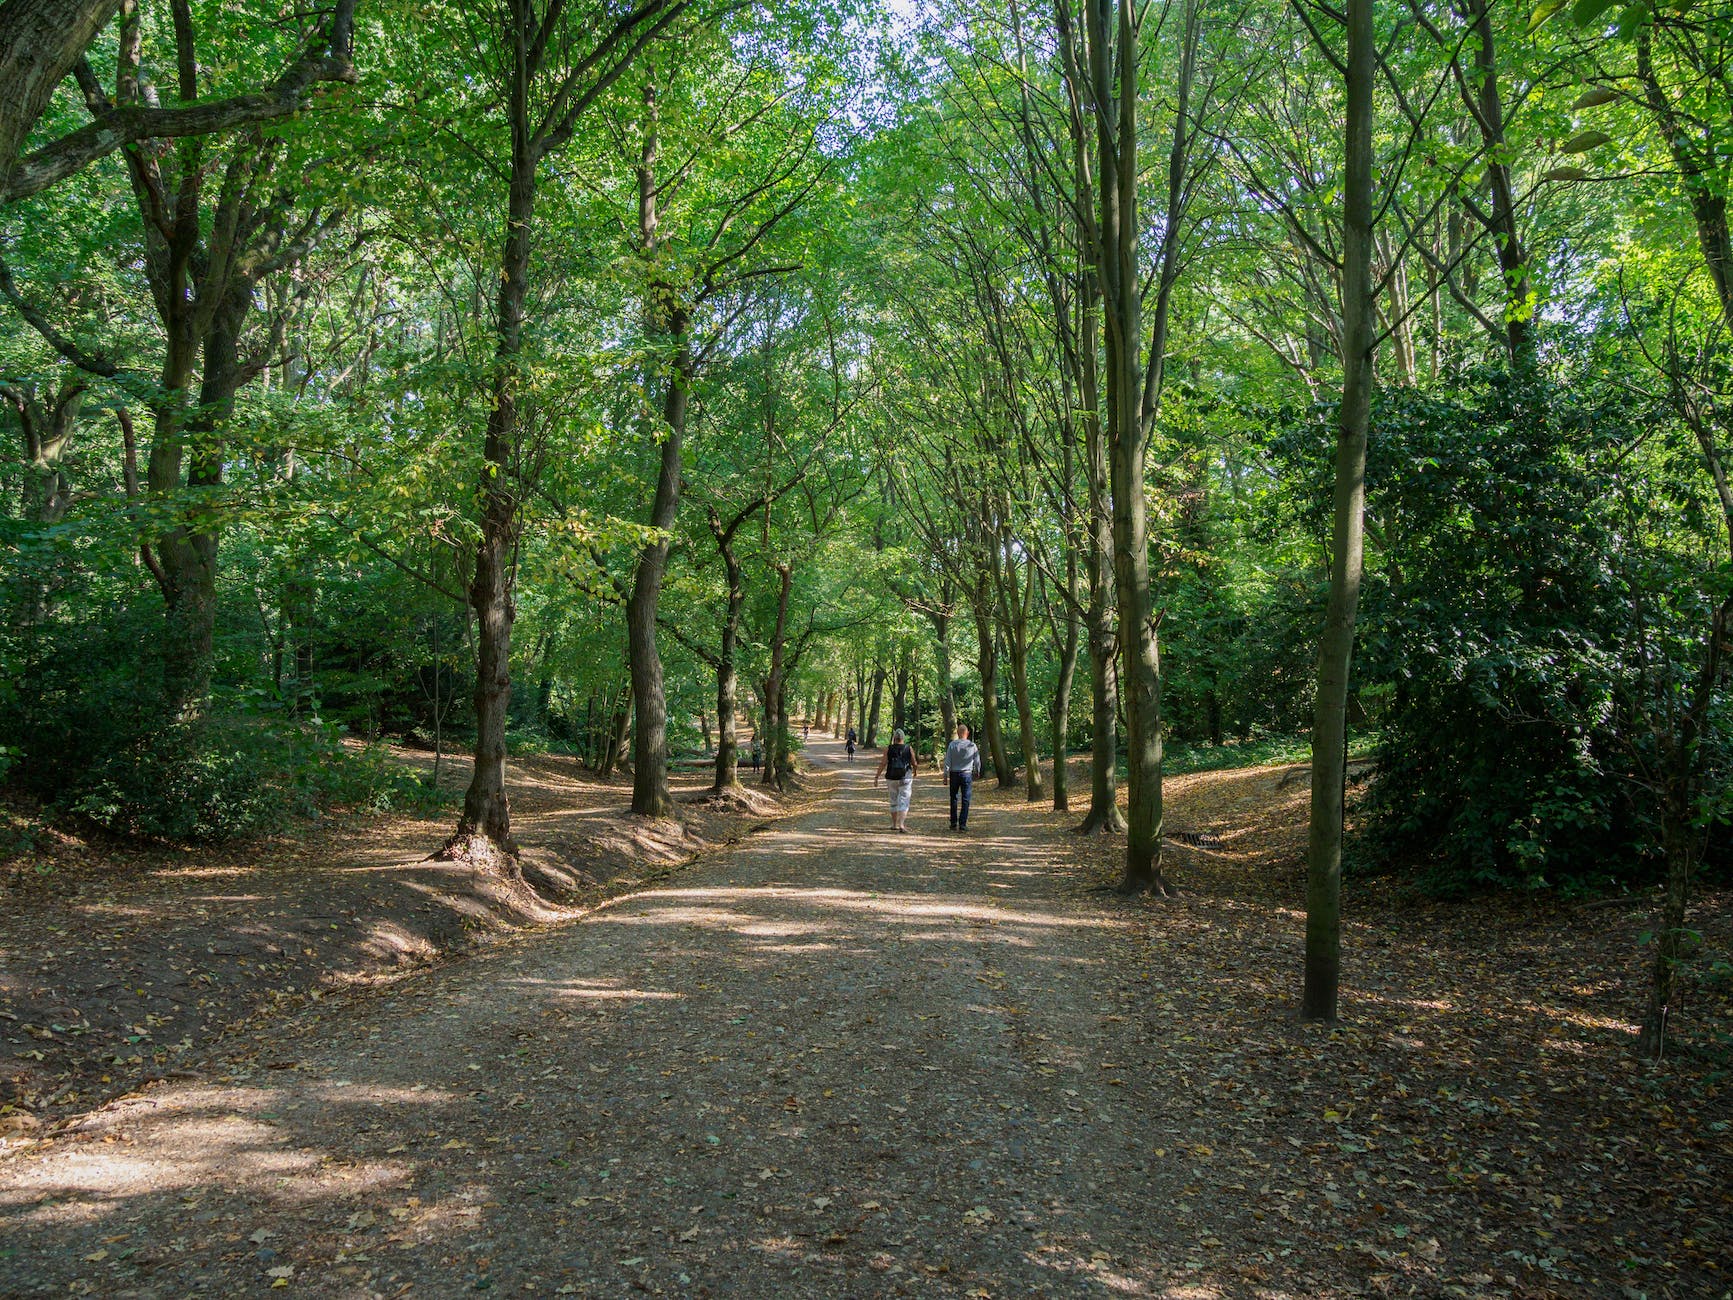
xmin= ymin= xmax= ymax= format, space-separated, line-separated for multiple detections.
xmin=1267 ymin=365 xmax=1729 ymax=894
xmin=1164 ymin=734 xmax=1319 ymax=776
xmin=71 ymin=717 xmax=448 ymax=844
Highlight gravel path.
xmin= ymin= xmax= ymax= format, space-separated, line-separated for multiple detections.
xmin=0 ymin=741 xmax=1188 ymax=1298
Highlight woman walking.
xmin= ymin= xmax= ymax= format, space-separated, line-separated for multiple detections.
xmin=873 ymin=728 xmax=918 ymax=832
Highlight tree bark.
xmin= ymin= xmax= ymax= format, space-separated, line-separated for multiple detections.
xmin=627 ymin=79 xmax=687 ymax=819
xmin=1302 ymin=0 xmax=1375 ymax=1022
xmin=1005 ymin=618 xmax=1042 ymax=801
xmin=447 ymin=141 xmax=534 ymax=861
xmin=627 ymin=335 xmax=688 ymax=817
xmin=711 ymin=540 xmax=743 ymax=792
xmin=1063 ymin=0 xmax=1198 ymax=891
xmin=0 ymin=0 xmax=120 ymax=199
xmin=759 ymin=562 xmax=793 ymax=789
xmin=602 ymin=683 xmax=632 ymax=777
xmin=891 ymin=654 xmax=911 ymax=732
xmin=970 ymin=582 xmax=1013 ymax=787
xmin=1465 ymin=0 xmax=1531 ymax=363
xmin=927 ymin=604 xmax=957 ymax=743
xmin=864 ymin=662 xmax=886 ymax=747
xmin=1051 ymin=574 xmax=1079 ymax=813
xmin=1076 ymin=243 xmax=1122 ymax=833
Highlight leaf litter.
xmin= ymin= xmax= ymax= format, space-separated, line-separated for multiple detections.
xmin=0 ymin=741 xmax=1723 ymax=1297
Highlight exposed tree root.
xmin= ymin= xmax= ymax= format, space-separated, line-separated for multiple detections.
xmin=688 ymin=784 xmax=780 ymax=816
xmin=431 ymin=831 xmax=519 ymax=877
xmin=1075 ymin=807 xmax=1127 ymax=835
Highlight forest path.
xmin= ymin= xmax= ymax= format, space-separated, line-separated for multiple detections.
xmin=0 ymin=737 xmax=1201 ymax=1298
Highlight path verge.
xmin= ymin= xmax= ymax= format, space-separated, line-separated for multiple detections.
xmin=1 ymin=749 xmax=829 ymax=1149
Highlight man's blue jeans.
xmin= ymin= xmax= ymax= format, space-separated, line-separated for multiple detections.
xmin=948 ymin=772 xmax=973 ymax=828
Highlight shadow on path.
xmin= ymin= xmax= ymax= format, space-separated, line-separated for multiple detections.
xmin=0 ymin=735 xmax=1199 ymax=1298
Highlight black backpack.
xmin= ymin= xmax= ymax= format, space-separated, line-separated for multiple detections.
xmin=885 ymin=744 xmax=911 ymax=780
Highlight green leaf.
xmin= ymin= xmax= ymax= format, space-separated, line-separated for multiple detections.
xmin=1559 ymin=130 xmax=1614 ymax=154
xmin=1571 ymin=0 xmax=1619 ymax=26
xmin=1529 ymin=0 xmax=1572 ymax=31
xmin=1571 ymin=86 xmax=1621 ymax=109
xmin=1615 ymin=0 xmax=1651 ymax=35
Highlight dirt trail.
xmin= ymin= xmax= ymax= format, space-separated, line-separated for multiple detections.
xmin=1 ymin=739 xmax=1726 ymax=1298
xmin=0 ymin=742 xmax=1188 ymax=1297
xmin=0 ymin=750 xmax=788 ymax=1125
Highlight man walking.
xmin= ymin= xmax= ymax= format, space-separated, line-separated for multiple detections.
xmin=944 ymin=722 xmax=983 ymax=831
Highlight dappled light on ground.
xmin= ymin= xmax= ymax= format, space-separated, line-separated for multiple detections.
xmin=0 ymin=736 xmax=1725 ymax=1297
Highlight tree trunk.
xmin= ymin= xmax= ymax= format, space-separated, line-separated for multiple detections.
xmin=774 ymin=683 xmax=794 ymax=788
xmin=1639 ymin=789 xmax=1696 ymax=1057
xmin=912 ymin=670 xmax=922 ymax=760
xmin=1631 ymin=29 xmax=1733 ymax=1050
xmin=627 ymin=79 xmax=686 ymax=819
xmin=0 ymin=0 xmax=121 ymax=198
xmin=1302 ymin=0 xmax=1375 ymax=1022
xmin=928 ymin=606 xmax=957 ymax=743
xmin=1078 ymin=615 xmax=1124 ymax=830
xmin=1466 ymin=0 xmax=1531 ymax=364
xmin=993 ymin=520 xmax=1045 ymax=802
xmin=760 ymin=563 xmax=793 ymax=788
xmin=626 ymin=356 xmax=685 ymax=816
xmin=1077 ymin=264 xmax=1122 ymax=833
xmin=713 ymin=655 xmax=741 ymax=793
xmin=602 ymin=683 xmax=632 ymax=778
xmin=156 ymin=286 xmax=249 ymax=718
xmin=1062 ymin=0 xmax=1197 ymax=887
xmin=1110 ymin=434 xmax=1166 ymax=893
xmin=1006 ymin=625 xmax=1043 ymax=802
xmin=445 ymin=88 xmax=536 ymax=864
xmin=864 ymin=663 xmax=886 ymax=747
xmin=972 ymin=595 xmax=1014 ymax=787
xmin=1051 ymin=586 xmax=1079 ymax=813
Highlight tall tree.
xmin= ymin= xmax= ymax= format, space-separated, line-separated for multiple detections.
xmin=1058 ymin=0 xmax=1208 ymax=893
xmin=443 ymin=0 xmax=690 ymax=865
xmin=1302 ymin=0 xmax=1376 ymax=1022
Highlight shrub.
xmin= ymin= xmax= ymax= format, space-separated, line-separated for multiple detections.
xmin=1274 ymin=367 xmax=1727 ymax=894
xmin=67 ymin=716 xmax=449 ymax=843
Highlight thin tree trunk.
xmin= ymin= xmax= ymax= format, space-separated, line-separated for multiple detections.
xmin=1006 ymin=628 xmax=1042 ymax=801
xmin=626 ymin=79 xmax=686 ymax=818
xmin=760 ymin=563 xmax=793 ymax=788
xmin=713 ymin=664 xmax=740 ymax=793
xmin=971 ymin=589 xmax=1013 ymax=786
xmin=602 ymin=683 xmax=632 ymax=778
xmin=626 ymin=361 xmax=684 ymax=816
xmin=891 ymin=654 xmax=911 ymax=732
xmin=1051 ymin=582 xmax=1079 ymax=813
xmin=1109 ymin=433 xmax=1166 ymax=892
xmin=445 ymin=75 xmax=536 ymax=864
xmin=864 ymin=663 xmax=886 ymax=746
xmin=1466 ymin=0 xmax=1531 ymax=364
xmin=1302 ymin=0 xmax=1375 ymax=1021
xmin=929 ymin=606 xmax=957 ymax=742
xmin=1063 ymin=0 xmax=1197 ymax=889
xmin=1077 ymin=261 xmax=1122 ymax=833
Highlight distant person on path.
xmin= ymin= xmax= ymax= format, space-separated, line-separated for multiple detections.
xmin=944 ymin=722 xmax=983 ymax=831
xmin=846 ymin=726 xmax=857 ymax=762
xmin=874 ymin=728 xmax=918 ymax=832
